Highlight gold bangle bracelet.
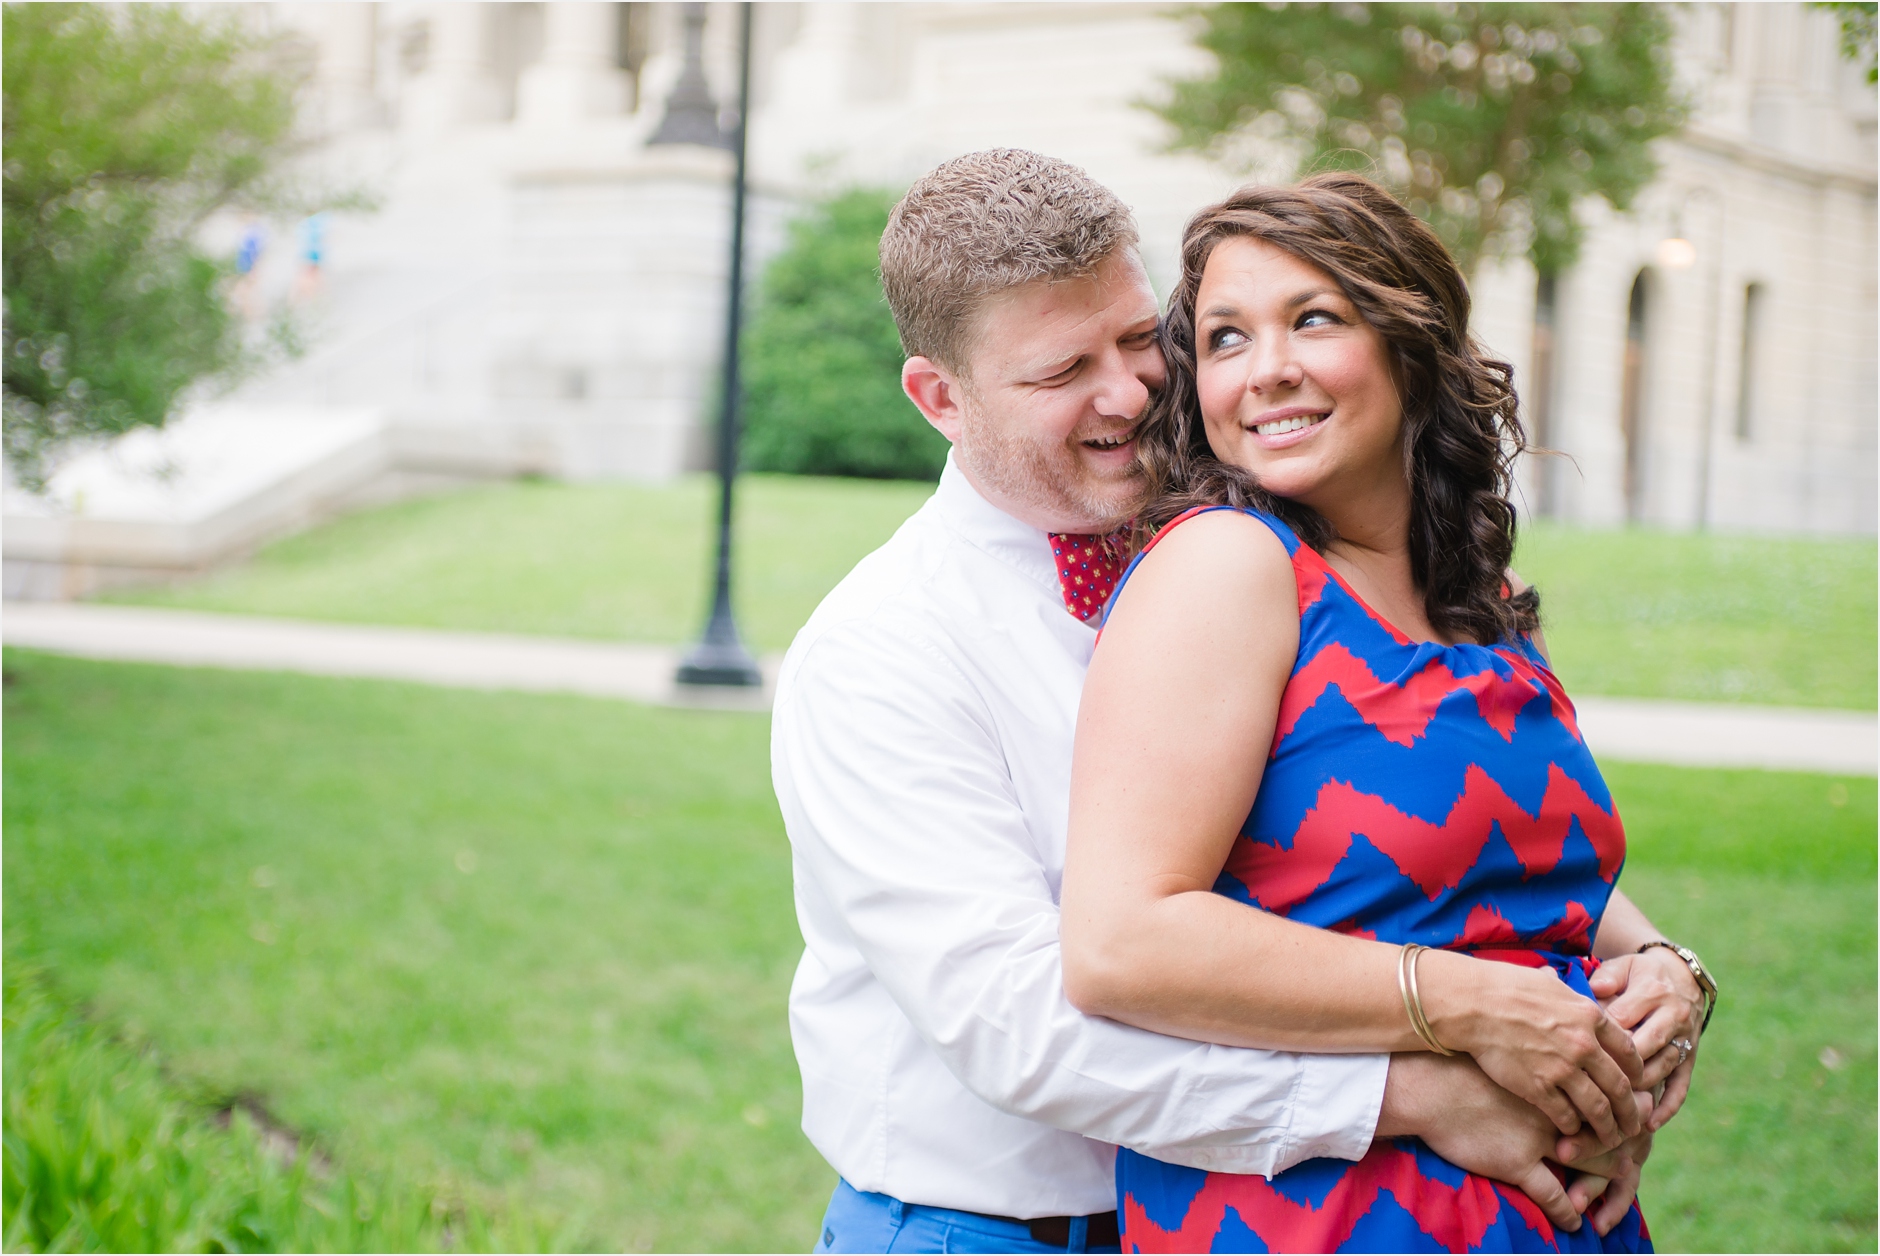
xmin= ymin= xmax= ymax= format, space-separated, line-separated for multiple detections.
xmin=1398 ymin=944 xmax=1457 ymax=1056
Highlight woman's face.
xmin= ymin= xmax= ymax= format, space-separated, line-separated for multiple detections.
xmin=1193 ymin=236 xmax=1404 ymax=513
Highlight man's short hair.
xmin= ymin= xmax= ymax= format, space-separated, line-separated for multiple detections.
xmin=879 ymin=148 xmax=1139 ymax=375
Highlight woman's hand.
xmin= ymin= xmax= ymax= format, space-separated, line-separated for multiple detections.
xmin=1418 ymin=949 xmax=1646 ymax=1148
xmin=1590 ymin=950 xmax=1704 ymax=1129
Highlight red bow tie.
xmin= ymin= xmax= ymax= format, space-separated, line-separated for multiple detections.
xmin=1049 ymin=528 xmax=1132 ymax=624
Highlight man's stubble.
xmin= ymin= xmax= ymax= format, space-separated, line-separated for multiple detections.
xmin=955 ymin=394 xmax=1147 ymax=535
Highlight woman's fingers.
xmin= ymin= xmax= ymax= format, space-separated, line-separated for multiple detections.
xmin=1556 ymin=1071 xmax=1623 ymax=1147
xmin=1523 ymin=1081 xmax=1585 ymax=1138
xmin=1637 ymin=1044 xmax=1683 ymax=1092
xmin=1649 ymin=1058 xmax=1696 ymax=1130
xmin=1585 ymin=954 xmax=1629 ymax=1001
xmin=1593 ymin=1013 xmax=1647 ymax=1085
xmin=1577 ymin=1021 xmax=1646 ymax=1138
xmin=1625 ymin=1005 xmax=1688 ymax=1063
xmin=1513 ymin=1160 xmax=1583 ymax=1233
xmin=1554 ymin=1091 xmax=1652 ymax=1164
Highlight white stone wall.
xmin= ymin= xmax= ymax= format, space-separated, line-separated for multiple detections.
xmin=251 ymin=1 xmax=1876 ymax=533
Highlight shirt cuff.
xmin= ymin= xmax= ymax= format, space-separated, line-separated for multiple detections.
xmin=1278 ymin=1051 xmax=1388 ymax=1168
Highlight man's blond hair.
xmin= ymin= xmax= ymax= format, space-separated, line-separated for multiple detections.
xmin=878 ymin=149 xmax=1139 ymax=375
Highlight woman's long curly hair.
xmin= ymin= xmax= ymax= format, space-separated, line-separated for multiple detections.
xmin=1135 ymin=172 xmax=1539 ymax=645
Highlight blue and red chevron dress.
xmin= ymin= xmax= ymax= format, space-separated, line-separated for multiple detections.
xmin=1109 ymin=507 xmax=1650 ymax=1254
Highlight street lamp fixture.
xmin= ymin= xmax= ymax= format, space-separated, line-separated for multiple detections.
xmin=1654 ymin=235 xmax=1697 ymax=270
xmin=655 ymin=2 xmax=763 ymax=689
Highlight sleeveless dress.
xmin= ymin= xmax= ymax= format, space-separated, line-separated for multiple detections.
xmin=1107 ymin=507 xmax=1651 ymax=1255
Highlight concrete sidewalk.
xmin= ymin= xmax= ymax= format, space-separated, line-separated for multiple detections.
xmin=5 ymin=601 xmax=1875 ymax=774
xmin=2 ymin=601 xmax=776 ymax=712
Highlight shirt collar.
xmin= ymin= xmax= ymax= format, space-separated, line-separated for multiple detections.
xmin=929 ymin=451 xmax=1064 ymax=603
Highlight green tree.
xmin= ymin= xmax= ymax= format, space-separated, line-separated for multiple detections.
xmin=1813 ymin=2 xmax=1878 ymax=83
xmin=3 ymin=4 xmax=308 ymax=488
xmin=741 ymin=188 xmax=947 ymax=481
xmin=1155 ymin=3 xmax=1683 ymax=273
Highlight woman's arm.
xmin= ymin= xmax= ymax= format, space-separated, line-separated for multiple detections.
xmin=1589 ymin=888 xmax=1708 ymax=1128
xmin=1509 ymin=567 xmax=1707 ymax=1127
xmin=1062 ymin=513 xmax=1644 ymax=1146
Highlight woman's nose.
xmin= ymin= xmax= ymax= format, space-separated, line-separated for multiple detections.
xmin=1248 ymin=336 xmax=1303 ymax=393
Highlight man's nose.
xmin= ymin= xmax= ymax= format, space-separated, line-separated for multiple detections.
xmin=1092 ymin=349 xmax=1154 ymax=418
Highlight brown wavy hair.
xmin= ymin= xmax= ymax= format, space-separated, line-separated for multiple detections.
xmin=1135 ymin=172 xmax=1539 ymax=645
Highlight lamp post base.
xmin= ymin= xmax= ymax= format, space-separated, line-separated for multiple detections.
xmin=676 ymin=644 xmax=763 ymax=688
xmin=675 ymin=604 xmax=763 ymax=688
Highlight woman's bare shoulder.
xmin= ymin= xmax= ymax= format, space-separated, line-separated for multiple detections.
xmin=1112 ymin=508 xmax=1295 ymax=627
xmin=1137 ymin=507 xmax=1292 ymax=577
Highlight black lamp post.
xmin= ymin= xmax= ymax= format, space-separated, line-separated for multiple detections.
xmin=655 ymin=2 xmax=763 ymax=689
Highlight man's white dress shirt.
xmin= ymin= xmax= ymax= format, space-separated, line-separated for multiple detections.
xmin=773 ymin=454 xmax=1388 ymax=1220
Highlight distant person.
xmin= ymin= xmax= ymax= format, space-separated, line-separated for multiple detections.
xmin=294 ymin=211 xmax=327 ymax=301
xmin=1060 ymin=173 xmax=1712 ymax=1253
xmin=232 ymin=215 xmax=267 ymax=320
xmin=772 ymin=149 xmax=1703 ymax=1255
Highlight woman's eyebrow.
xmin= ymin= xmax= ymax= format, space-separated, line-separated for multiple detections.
xmin=1285 ymin=287 xmax=1338 ymax=308
xmin=1200 ymin=304 xmax=1239 ymax=320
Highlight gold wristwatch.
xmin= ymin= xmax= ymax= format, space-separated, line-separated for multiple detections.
xmin=1638 ymin=940 xmax=1717 ymax=1031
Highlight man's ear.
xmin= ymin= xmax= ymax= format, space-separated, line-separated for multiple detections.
xmin=902 ymin=356 xmax=966 ymax=444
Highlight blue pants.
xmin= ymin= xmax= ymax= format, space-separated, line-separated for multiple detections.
xmin=814 ymin=1178 xmax=1122 ymax=1254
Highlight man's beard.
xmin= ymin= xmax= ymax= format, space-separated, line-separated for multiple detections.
xmin=959 ymin=413 xmax=1145 ymax=533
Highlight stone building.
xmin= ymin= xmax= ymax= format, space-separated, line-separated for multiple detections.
xmin=6 ymin=2 xmax=1873 ymax=598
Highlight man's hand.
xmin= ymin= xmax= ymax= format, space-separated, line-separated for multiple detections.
xmin=1563 ymin=1128 xmax=1655 ymax=1238
xmin=1377 ymin=1053 xmax=1654 ymax=1234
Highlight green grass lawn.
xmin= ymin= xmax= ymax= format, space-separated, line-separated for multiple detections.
xmin=111 ymin=476 xmax=1876 ymax=709
xmin=4 ymin=965 xmax=533 ymax=1253
xmin=3 ymin=650 xmax=829 ymax=1252
xmin=108 ymin=475 xmax=938 ymax=654
xmin=1514 ymin=524 xmax=1877 ymax=710
xmin=5 ymin=650 xmax=1874 ymax=1252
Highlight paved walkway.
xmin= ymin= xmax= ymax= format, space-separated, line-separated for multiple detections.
xmin=6 ymin=602 xmax=1874 ymax=774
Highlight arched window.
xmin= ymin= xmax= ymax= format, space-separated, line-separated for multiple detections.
xmin=1735 ymin=282 xmax=1765 ymax=441
xmin=1620 ymin=271 xmax=1651 ymax=521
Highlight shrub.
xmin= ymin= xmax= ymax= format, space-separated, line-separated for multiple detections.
xmin=741 ymin=189 xmax=947 ymax=481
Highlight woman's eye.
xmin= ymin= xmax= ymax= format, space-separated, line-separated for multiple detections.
xmin=1298 ymin=308 xmax=1343 ymax=329
xmin=1208 ymin=327 xmax=1248 ymax=351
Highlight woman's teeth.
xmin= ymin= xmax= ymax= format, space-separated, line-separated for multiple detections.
xmin=1255 ymin=414 xmax=1326 ymax=436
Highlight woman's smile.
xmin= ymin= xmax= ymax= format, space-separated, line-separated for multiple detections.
xmin=1248 ymin=406 xmax=1329 ymax=445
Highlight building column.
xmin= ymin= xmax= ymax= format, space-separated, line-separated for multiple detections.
xmin=401 ymin=3 xmax=504 ymax=131
xmin=515 ymin=3 xmax=630 ymax=126
xmin=314 ymin=3 xmax=382 ymax=133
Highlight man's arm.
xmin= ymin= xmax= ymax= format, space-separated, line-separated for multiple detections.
xmin=775 ymin=619 xmax=1385 ymax=1176
xmin=1377 ymin=1053 xmax=1655 ymax=1235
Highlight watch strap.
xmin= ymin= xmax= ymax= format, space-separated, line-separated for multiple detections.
xmin=1638 ymin=939 xmax=1717 ymax=1032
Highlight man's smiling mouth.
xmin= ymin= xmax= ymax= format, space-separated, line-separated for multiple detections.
xmin=1082 ymin=428 xmax=1136 ymax=450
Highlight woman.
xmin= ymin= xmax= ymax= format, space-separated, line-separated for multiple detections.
xmin=1060 ymin=176 xmax=1712 ymax=1252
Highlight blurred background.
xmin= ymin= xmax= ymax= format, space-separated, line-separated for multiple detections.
xmin=3 ymin=3 xmax=1875 ymax=1253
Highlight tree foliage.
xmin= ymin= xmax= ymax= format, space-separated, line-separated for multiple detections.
xmin=1813 ymin=1 xmax=1879 ymax=83
xmin=1156 ymin=3 xmax=1683 ymax=274
xmin=741 ymin=189 xmax=947 ymax=482
xmin=2 ymin=3 xmax=305 ymax=488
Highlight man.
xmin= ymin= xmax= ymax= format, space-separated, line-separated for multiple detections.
xmin=773 ymin=149 xmax=1655 ymax=1255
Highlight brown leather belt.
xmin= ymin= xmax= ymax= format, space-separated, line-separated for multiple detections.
xmin=981 ymin=1209 xmax=1120 ymax=1249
